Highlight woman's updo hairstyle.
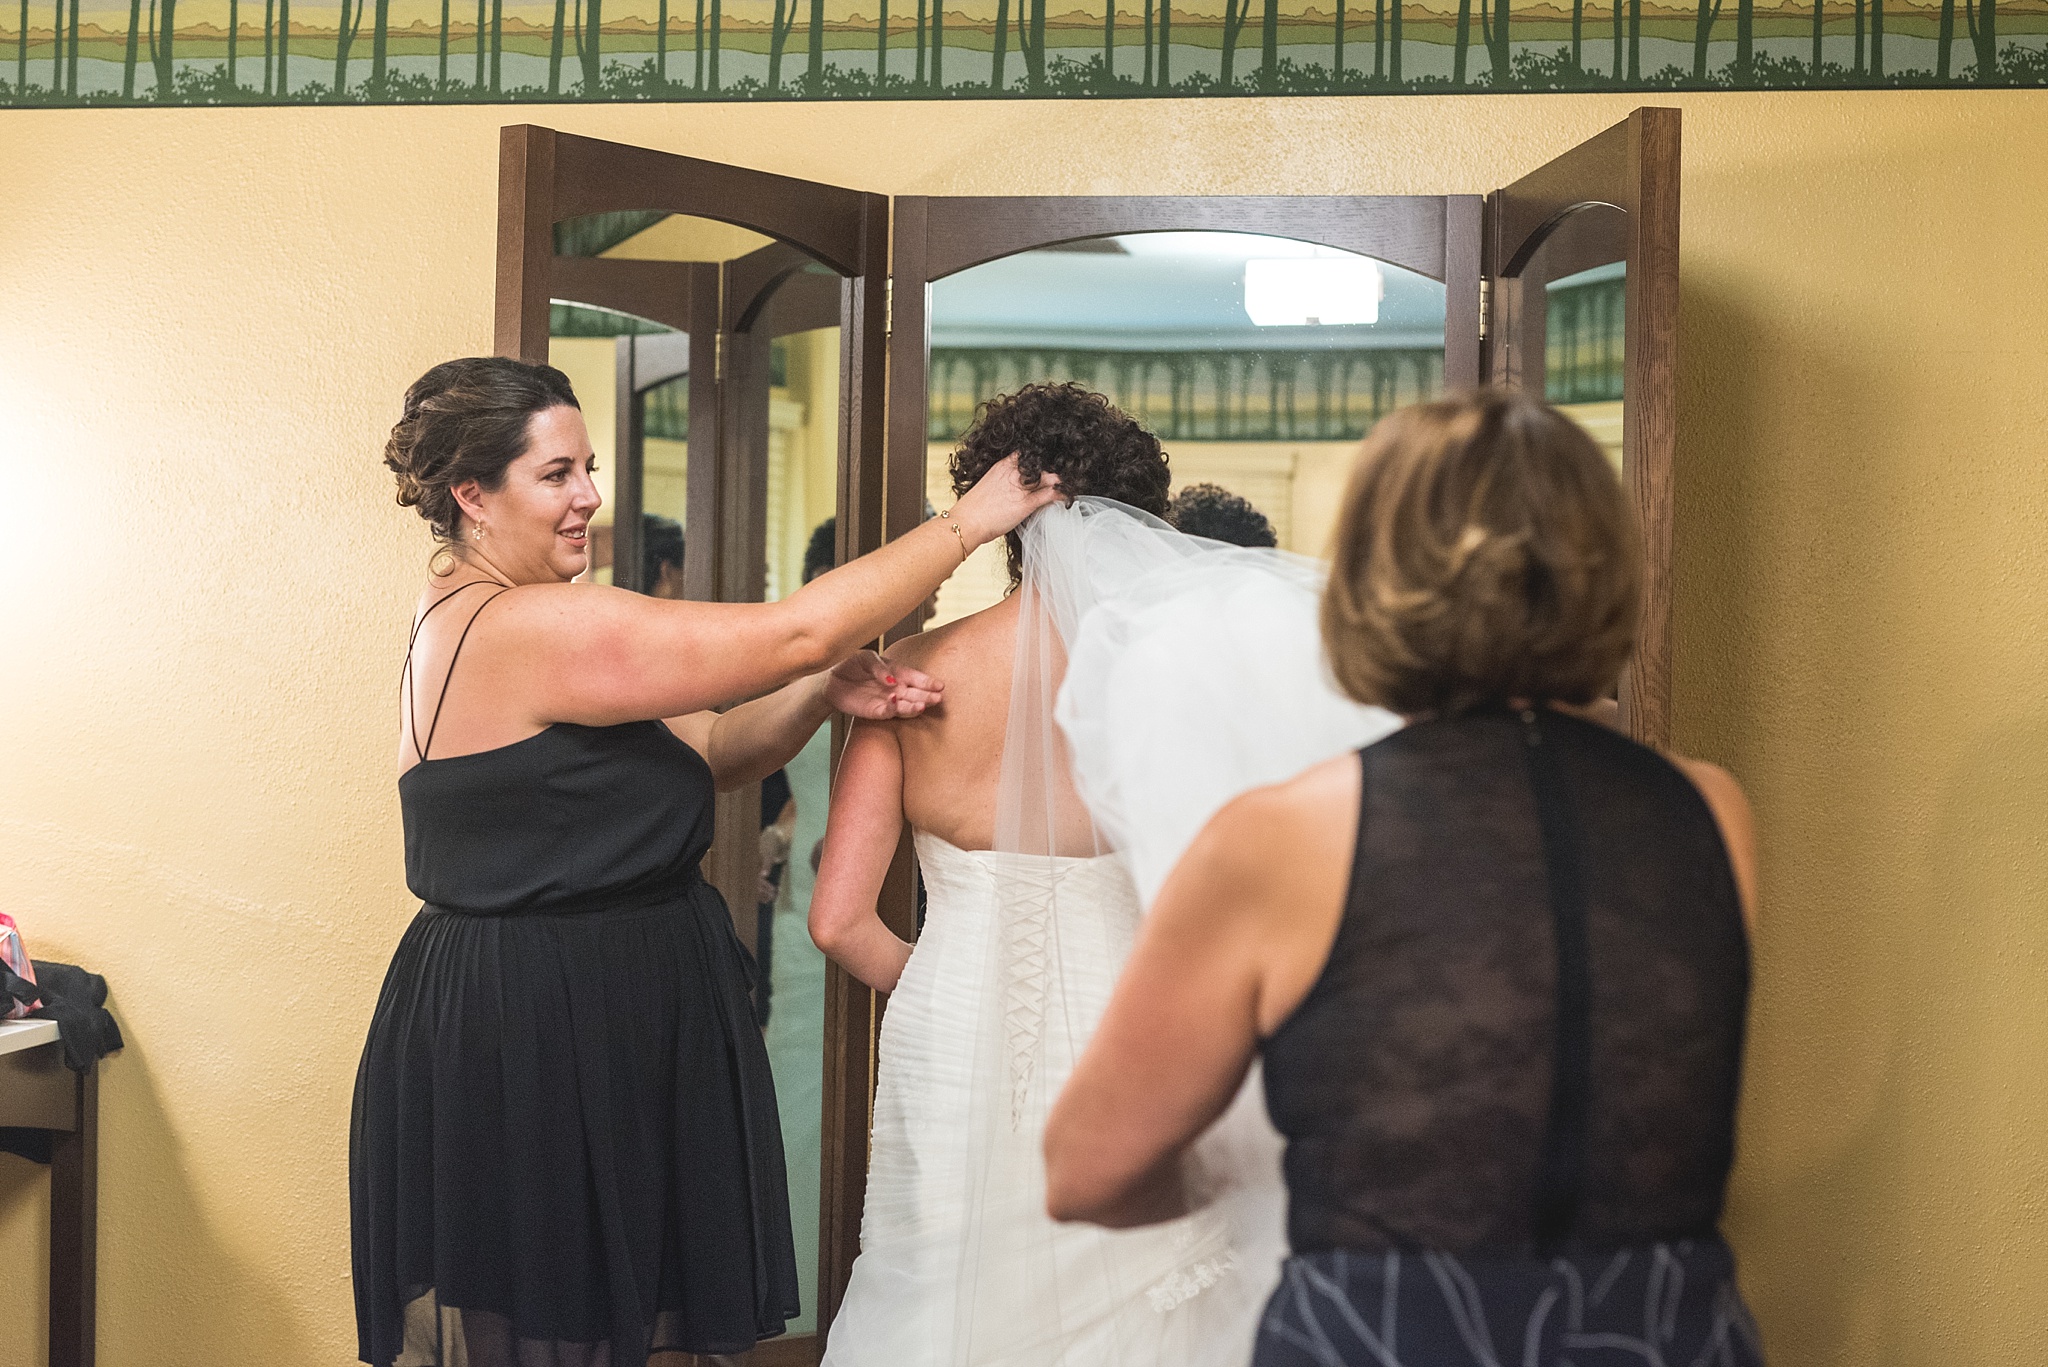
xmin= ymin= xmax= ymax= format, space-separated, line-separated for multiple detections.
xmin=949 ymin=382 xmax=1171 ymax=586
xmin=385 ymin=356 xmax=581 ymax=544
xmin=1321 ymin=388 xmax=1641 ymax=718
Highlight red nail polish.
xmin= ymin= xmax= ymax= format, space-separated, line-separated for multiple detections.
xmin=885 ymin=675 xmax=897 ymax=685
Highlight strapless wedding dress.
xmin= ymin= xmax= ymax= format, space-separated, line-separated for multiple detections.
xmin=820 ymin=831 xmax=1276 ymax=1367
xmin=824 ymin=497 xmax=1398 ymax=1367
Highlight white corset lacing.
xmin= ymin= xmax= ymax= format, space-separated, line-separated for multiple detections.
xmin=821 ymin=831 xmax=1277 ymax=1367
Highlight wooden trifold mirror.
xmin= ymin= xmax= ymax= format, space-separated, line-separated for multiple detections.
xmin=495 ymin=109 xmax=1681 ymax=1363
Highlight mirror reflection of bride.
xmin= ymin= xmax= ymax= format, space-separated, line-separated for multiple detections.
xmin=809 ymin=383 xmax=1399 ymax=1366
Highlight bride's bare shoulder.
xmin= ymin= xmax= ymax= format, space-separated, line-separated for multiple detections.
xmin=883 ymin=596 xmax=1019 ymax=674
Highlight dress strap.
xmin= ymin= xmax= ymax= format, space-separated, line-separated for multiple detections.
xmin=403 ymin=581 xmax=513 ymax=763
xmin=1519 ymin=707 xmax=1593 ymax=1253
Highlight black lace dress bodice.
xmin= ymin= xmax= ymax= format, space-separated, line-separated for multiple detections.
xmin=1253 ymin=709 xmax=1762 ymax=1367
xmin=1265 ymin=708 xmax=1749 ymax=1255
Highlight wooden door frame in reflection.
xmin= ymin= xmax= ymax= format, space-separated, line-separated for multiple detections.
xmin=612 ymin=328 xmax=689 ymax=597
xmin=497 ymin=124 xmax=888 ymax=1365
xmin=595 ymin=251 xmax=837 ymax=605
xmin=1485 ymin=108 xmax=1681 ymax=751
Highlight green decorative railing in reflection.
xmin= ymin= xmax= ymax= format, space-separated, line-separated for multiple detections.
xmin=550 ymin=303 xmax=673 ymax=337
xmin=646 ymin=377 xmax=690 ymax=441
xmin=556 ymin=291 xmax=1624 ymax=447
xmin=1546 ymin=275 xmax=1626 ymax=405
xmin=928 ymin=346 xmax=1444 ymax=444
xmin=554 ymin=212 xmax=668 ymax=258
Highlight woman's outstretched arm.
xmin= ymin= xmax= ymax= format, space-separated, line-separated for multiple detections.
xmin=485 ymin=456 xmax=1058 ymax=729
xmin=1045 ymin=755 xmax=1358 ymax=1228
xmin=809 ymin=720 xmax=915 ymax=992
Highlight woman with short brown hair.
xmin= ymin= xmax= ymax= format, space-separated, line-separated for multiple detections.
xmin=1046 ymin=389 xmax=1764 ymax=1366
xmin=1320 ymin=391 xmax=1641 ymax=718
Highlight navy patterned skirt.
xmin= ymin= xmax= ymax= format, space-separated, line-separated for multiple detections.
xmin=1253 ymin=1238 xmax=1764 ymax=1367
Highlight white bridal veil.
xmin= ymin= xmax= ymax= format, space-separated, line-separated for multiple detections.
xmin=951 ymin=496 xmax=1401 ymax=1365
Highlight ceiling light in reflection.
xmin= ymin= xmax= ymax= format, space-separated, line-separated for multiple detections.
xmin=1243 ymin=256 xmax=1382 ymax=327
xmin=1114 ymin=231 xmax=1330 ymax=258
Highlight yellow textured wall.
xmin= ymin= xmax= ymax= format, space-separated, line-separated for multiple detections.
xmin=0 ymin=93 xmax=2043 ymax=1366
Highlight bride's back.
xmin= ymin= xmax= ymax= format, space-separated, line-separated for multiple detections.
xmin=890 ymin=382 xmax=1176 ymax=856
xmin=883 ymin=594 xmax=1023 ymax=853
xmin=822 ymin=391 xmax=1285 ymax=1367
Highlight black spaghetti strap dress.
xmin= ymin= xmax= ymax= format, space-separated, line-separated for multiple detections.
xmin=1254 ymin=708 xmax=1764 ymax=1367
xmin=350 ymin=588 xmax=800 ymax=1367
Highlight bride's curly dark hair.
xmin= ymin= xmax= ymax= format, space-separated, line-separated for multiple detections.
xmin=949 ymin=383 xmax=1171 ymax=587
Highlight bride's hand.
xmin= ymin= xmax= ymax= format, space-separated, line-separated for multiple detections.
xmin=822 ymin=650 xmax=944 ymax=720
xmin=950 ymin=452 xmax=1064 ymax=548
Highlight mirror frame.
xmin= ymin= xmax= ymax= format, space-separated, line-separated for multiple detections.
xmin=1486 ymin=108 xmax=1681 ymax=751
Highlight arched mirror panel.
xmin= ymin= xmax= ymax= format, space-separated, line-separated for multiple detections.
xmin=919 ymin=231 xmax=1453 ymax=627
xmin=1494 ymin=205 xmax=1630 ymax=476
xmin=887 ymin=194 xmax=1485 ymax=634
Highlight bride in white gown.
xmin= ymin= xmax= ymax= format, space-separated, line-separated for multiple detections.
xmin=810 ymin=386 xmax=1397 ymax=1367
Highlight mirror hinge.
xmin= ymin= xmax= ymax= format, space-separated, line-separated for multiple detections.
xmin=884 ymin=277 xmax=894 ymax=338
xmin=714 ymin=331 xmax=726 ymax=381
xmin=1478 ymin=278 xmax=1492 ymax=343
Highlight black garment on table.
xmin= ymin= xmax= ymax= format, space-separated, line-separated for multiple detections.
xmin=0 ymin=961 xmax=123 ymax=1163
xmin=0 ymin=960 xmax=122 ymax=1074
xmin=26 ymin=962 xmax=123 ymax=1072
xmin=0 ymin=960 xmax=37 ymax=1018
xmin=1256 ymin=708 xmax=1758 ymax=1366
xmin=350 ymin=721 xmax=800 ymax=1367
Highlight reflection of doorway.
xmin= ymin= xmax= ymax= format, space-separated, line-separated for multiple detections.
xmin=495 ymin=111 xmax=1682 ymax=1358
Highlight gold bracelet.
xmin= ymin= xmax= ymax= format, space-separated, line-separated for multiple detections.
xmin=937 ymin=508 xmax=969 ymax=563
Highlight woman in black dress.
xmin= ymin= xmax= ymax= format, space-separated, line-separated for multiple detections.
xmin=1046 ymin=389 xmax=1764 ymax=1365
xmin=352 ymin=357 xmax=1059 ymax=1367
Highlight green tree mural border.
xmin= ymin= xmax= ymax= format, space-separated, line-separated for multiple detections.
xmin=6 ymin=0 xmax=2046 ymax=104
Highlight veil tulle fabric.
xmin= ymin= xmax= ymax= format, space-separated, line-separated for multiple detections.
xmin=941 ymin=496 xmax=1400 ymax=1364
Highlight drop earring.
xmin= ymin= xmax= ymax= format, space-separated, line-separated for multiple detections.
xmin=473 ymin=523 xmax=486 ymax=542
